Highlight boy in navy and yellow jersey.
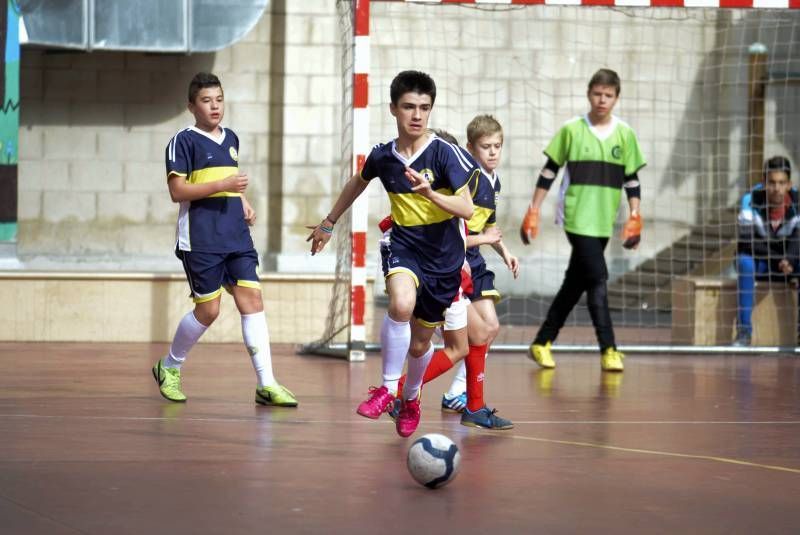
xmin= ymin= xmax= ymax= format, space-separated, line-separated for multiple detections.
xmin=308 ymin=71 xmax=477 ymax=437
xmin=439 ymin=115 xmax=519 ymax=425
xmin=520 ymin=68 xmax=645 ymax=372
xmin=379 ymin=128 xmax=514 ymax=431
xmin=152 ymin=72 xmax=297 ymax=407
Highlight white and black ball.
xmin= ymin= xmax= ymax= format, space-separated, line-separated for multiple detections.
xmin=406 ymin=433 xmax=460 ymax=489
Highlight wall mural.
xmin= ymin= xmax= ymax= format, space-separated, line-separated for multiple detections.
xmin=0 ymin=0 xmax=19 ymax=242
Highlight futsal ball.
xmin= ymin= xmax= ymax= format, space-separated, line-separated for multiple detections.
xmin=406 ymin=433 xmax=461 ymax=489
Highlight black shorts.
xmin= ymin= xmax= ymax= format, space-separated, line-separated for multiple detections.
xmin=466 ymin=260 xmax=500 ymax=303
xmin=176 ymin=248 xmax=260 ymax=303
xmin=381 ymin=242 xmax=462 ymax=327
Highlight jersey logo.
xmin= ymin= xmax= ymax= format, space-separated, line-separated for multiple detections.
xmin=229 ymin=146 xmax=239 ymax=161
xmin=206 ymin=152 xmax=213 ymax=160
xmin=419 ymin=168 xmax=435 ymax=184
xmin=611 ymin=145 xmax=622 ymax=159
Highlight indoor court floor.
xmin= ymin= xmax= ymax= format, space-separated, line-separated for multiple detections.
xmin=1 ymin=342 xmax=799 ymax=534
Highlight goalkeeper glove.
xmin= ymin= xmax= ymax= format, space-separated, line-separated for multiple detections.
xmin=520 ymin=206 xmax=540 ymax=245
xmin=621 ymin=213 xmax=642 ymax=249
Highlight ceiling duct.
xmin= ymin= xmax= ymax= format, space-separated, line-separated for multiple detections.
xmin=17 ymin=0 xmax=269 ymax=53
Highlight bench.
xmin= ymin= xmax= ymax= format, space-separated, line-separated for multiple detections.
xmin=671 ymin=276 xmax=797 ymax=346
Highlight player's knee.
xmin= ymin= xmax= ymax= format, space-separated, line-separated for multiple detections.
xmin=586 ymin=281 xmax=608 ymax=307
xmin=467 ymin=320 xmax=491 ymax=346
xmin=234 ymin=287 xmax=264 ymax=315
xmin=408 ymin=339 xmax=431 ymax=358
xmin=736 ymin=254 xmax=755 ymax=274
xmin=194 ymin=304 xmax=220 ymax=326
xmin=387 ymin=299 xmax=414 ymax=322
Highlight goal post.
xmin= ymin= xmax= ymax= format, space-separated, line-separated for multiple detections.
xmin=304 ymin=0 xmax=800 ymax=359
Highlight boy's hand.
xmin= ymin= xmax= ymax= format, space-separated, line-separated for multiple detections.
xmin=621 ymin=213 xmax=643 ymax=249
xmin=306 ymin=219 xmax=334 ymax=255
xmin=405 ymin=167 xmax=433 ymax=198
xmin=483 ymin=226 xmax=502 ymax=245
xmin=242 ymin=197 xmax=256 ymax=226
xmin=506 ymin=255 xmax=520 ymax=279
xmin=520 ymin=206 xmax=539 ymax=245
xmin=779 ymin=259 xmax=794 ymax=274
xmin=221 ymin=172 xmax=249 ymax=194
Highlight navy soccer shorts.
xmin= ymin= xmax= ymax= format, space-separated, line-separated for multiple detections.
xmin=381 ymin=242 xmax=461 ymax=327
xmin=176 ymin=248 xmax=260 ymax=303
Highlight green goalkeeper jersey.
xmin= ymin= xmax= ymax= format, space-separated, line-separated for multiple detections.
xmin=545 ymin=115 xmax=646 ymax=237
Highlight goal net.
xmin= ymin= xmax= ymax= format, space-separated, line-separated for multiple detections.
xmin=307 ymin=0 xmax=800 ymax=358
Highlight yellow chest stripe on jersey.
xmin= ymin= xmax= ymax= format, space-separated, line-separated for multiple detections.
xmin=388 ymin=189 xmax=456 ymax=227
xmin=189 ymin=166 xmax=241 ymax=198
xmin=467 ymin=205 xmax=494 ymax=233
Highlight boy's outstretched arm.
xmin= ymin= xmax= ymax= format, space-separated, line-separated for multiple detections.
xmin=404 ymin=167 xmax=474 ymax=220
xmin=306 ymin=172 xmax=369 ymax=255
xmin=167 ymin=172 xmax=248 ymax=202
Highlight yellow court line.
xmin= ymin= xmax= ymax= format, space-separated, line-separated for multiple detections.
xmin=511 ymin=434 xmax=800 ymax=475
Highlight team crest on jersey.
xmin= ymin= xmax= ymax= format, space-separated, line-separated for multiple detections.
xmin=229 ymin=146 xmax=239 ymax=161
xmin=611 ymin=145 xmax=622 ymax=159
xmin=420 ymin=168 xmax=436 ymax=184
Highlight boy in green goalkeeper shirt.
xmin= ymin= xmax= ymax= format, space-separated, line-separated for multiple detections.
xmin=520 ymin=68 xmax=645 ymax=372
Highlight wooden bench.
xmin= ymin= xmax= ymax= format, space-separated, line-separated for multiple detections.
xmin=672 ymin=276 xmax=797 ymax=346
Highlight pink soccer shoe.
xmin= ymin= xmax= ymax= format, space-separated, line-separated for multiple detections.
xmin=395 ymin=396 xmax=421 ymax=437
xmin=356 ymin=386 xmax=395 ymax=419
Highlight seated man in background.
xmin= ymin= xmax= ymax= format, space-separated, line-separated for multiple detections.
xmin=735 ymin=155 xmax=798 ymax=346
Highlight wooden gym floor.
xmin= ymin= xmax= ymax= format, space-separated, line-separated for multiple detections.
xmin=1 ymin=342 xmax=799 ymax=534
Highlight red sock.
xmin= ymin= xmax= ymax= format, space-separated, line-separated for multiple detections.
xmin=466 ymin=344 xmax=487 ymax=412
xmin=397 ymin=350 xmax=454 ymax=396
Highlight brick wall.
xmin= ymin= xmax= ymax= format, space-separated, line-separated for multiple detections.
xmin=17 ymin=12 xmax=273 ymax=266
xmin=14 ymin=3 xmax=800 ymax=297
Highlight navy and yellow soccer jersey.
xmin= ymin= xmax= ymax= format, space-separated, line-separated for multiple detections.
xmin=466 ymin=166 xmax=501 ymax=269
xmin=361 ymin=134 xmax=480 ymax=274
xmin=547 ymin=115 xmax=646 ymax=238
xmin=166 ymin=126 xmax=253 ymax=253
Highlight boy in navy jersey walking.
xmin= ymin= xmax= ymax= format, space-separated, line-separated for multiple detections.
xmin=152 ymin=72 xmax=297 ymax=407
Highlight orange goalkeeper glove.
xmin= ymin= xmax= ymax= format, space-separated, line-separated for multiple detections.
xmin=520 ymin=206 xmax=540 ymax=245
xmin=621 ymin=213 xmax=642 ymax=249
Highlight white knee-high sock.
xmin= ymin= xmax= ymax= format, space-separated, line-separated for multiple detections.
xmin=403 ymin=343 xmax=434 ymax=401
xmin=241 ymin=311 xmax=276 ymax=388
xmin=163 ymin=311 xmax=208 ymax=369
xmin=446 ymin=361 xmax=467 ymax=397
xmin=381 ymin=314 xmax=410 ymax=393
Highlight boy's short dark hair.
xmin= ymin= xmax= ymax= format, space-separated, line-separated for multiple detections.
xmin=188 ymin=72 xmax=222 ymax=103
xmin=429 ymin=128 xmax=458 ymax=146
xmin=587 ymin=68 xmax=621 ymax=96
xmin=764 ymin=155 xmax=792 ymax=181
xmin=390 ymin=70 xmax=436 ymax=105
